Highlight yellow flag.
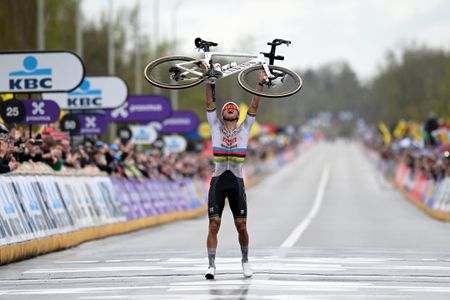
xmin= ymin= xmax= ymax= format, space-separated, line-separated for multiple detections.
xmin=238 ymin=102 xmax=260 ymax=138
xmin=393 ymin=120 xmax=408 ymax=139
xmin=378 ymin=122 xmax=392 ymax=145
xmin=237 ymin=103 xmax=249 ymax=125
xmin=59 ymin=110 xmax=68 ymax=121
xmin=439 ymin=128 xmax=449 ymax=144
xmin=0 ymin=93 xmax=13 ymax=101
xmin=410 ymin=121 xmax=423 ymax=142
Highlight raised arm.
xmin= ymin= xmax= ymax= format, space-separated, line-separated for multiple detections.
xmin=205 ymin=84 xmax=216 ymax=112
xmin=248 ymin=71 xmax=265 ymax=116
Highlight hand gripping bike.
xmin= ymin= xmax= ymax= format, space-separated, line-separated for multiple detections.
xmin=144 ymin=37 xmax=303 ymax=100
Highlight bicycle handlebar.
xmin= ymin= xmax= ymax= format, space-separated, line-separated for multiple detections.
xmin=194 ymin=37 xmax=291 ymax=65
xmin=261 ymin=38 xmax=291 ymax=65
xmin=267 ymin=39 xmax=291 ymax=46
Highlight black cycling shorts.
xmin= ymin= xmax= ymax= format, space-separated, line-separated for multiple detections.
xmin=208 ymin=170 xmax=247 ymax=219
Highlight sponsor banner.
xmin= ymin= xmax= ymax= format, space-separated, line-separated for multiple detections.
xmin=160 ymin=111 xmax=199 ymax=133
xmin=36 ymin=177 xmax=74 ymax=232
xmin=180 ymin=179 xmax=203 ymax=210
xmin=108 ymin=95 xmax=171 ymax=122
xmin=75 ymin=176 xmax=122 ymax=225
xmin=159 ymin=181 xmax=178 ymax=212
xmin=43 ymin=77 xmax=128 ymax=109
xmin=134 ymin=180 xmax=156 ymax=216
xmin=430 ymin=178 xmax=450 ymax=211
xmin=0 ymin=51 xmax=84 ymax=93
xmin=56 ymin=176 xmax=96 ymax=229
xmin=163 ymin=181 xmax=181 ymax=212
xmin=394 ymin=163 xmax=409 ymax=188
xmin=123 ymin=180 xmax=146 ymax=220
xmin=82 ymin=177 xmax=122 ymax=223
xmin=409 ymin=172 xmax=428 ymax=202
xmin=11 ymin=176 xmax=56 ymax=237
xmin=78 ymin=114 xmax=108 ymax=135
xmin=422 ymin=180 xmax=437 ymax=206
xmin=0 ymin=176 xmax=33 ymax=245
xmin=95 ymin=177 xmax=124 ymax=221
xmin=1 ymin=173 xmax=207 ymax=246
xmin=23 ymin=100 xmax=60 ymax=124
xmin=130 ymin=125 xmax=158 ymax=145
xmin=146 ymin=180 xmax=165 ymax=215
xmin=111 ymin=177 xmax=134 ymax=220
xmin=163 ymin=135 xmax=187 ymax=154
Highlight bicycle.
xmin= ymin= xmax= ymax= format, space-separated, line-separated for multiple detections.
xmin=144 ymin=37 xmax=303 ymax=99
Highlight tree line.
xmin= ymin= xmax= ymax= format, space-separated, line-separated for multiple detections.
xmin=1 ymin=0 xmax=449 ymax=128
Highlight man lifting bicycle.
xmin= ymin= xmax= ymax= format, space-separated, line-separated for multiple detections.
xmin=204 ymin=72 xmax=264 ymax=280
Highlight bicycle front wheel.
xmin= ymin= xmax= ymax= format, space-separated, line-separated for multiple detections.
xmin=238 ymin=65 xmax=303 ymax=98
xmin=144 ymin=56 xmax=204 ymax=89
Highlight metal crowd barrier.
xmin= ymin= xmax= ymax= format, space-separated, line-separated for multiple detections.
xmin=0 ymin=163 xmax=208 ymax=265
xmin=371 ymin=153 xmax=450 ymax=221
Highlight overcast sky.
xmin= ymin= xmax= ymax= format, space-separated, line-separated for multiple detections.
xmin=82 ymin=0 xmax=450 ymax=80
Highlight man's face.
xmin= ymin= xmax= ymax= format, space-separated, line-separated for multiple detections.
xmin=222 ymin=104 xmax=239 ymax=121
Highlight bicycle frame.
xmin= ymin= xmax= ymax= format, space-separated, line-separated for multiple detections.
xmin=175 ymin=51 xmax=273 ymax=84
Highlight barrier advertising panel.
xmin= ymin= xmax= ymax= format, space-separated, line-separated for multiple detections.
xmin=78 ymin=114 xmax=108 ymax=135
xmin=0 ymin=172 xmax=208 ymax=248
xmin=0 ymin=51 xmax=84 ymax=93
xmin=43 ymin=77 xmax=128 ymax=109
xmin=23 ymin=100 xmax=60 ymax=124
xmin=160 ymin=111 xmax=199 ymax=133
xmin=108 ymin=95 xmax=172 ymax=122
xmin=130 ymin=125 xmax=158 ymax=145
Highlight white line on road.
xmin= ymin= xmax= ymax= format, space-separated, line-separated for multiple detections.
xmin=280 ymin=164 xmax=330 ymax=248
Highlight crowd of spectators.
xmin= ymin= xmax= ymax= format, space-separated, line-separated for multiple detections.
xmin=363 ymin=115 xmax=450 ymax=182
xmin=0 ymin=124 xmax=212 ymax=180
xmin=0 ymin=124 xmax=300 ymax=180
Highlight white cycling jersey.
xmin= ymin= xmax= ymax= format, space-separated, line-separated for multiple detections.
xmin=207 ymin=109 xmax=255 ymax=178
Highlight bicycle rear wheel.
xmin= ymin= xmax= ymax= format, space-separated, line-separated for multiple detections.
xmin=144 ymin=56 xmax=204 ymax=89
xmin=238 ymin=65 xmax=302 ymax=98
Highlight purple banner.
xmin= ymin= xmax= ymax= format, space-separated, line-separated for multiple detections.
xmin=23 ymin=99 xmax=60 ymax=124
xmin=111 ymin=178 xmax=132 ymax=220
xmin=107 ymin=95 xmax=172 ymax=122
xmin=78 ymin=114 xmax=108 ymax=135
xmin=111 ymin=177 xmax=207 ymax=220
xmin=160 ymin=111 xmax=199 ymax=133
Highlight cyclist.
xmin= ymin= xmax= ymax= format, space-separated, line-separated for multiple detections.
xmin=204 ymin=72 xmax=264 ymax=280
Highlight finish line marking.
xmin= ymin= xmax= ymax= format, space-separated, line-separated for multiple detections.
xmin=280 ymin=164 xmax=330 ymax=248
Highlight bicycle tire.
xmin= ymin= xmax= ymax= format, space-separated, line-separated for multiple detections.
xmin=144 ymin=56 xmax=204 ymax=89
xmin=237 ymin=65 xmax=303 ymax=98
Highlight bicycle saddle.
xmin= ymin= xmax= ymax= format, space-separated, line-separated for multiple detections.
xmin=194 ymin=37 xmax=218 ymax=52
